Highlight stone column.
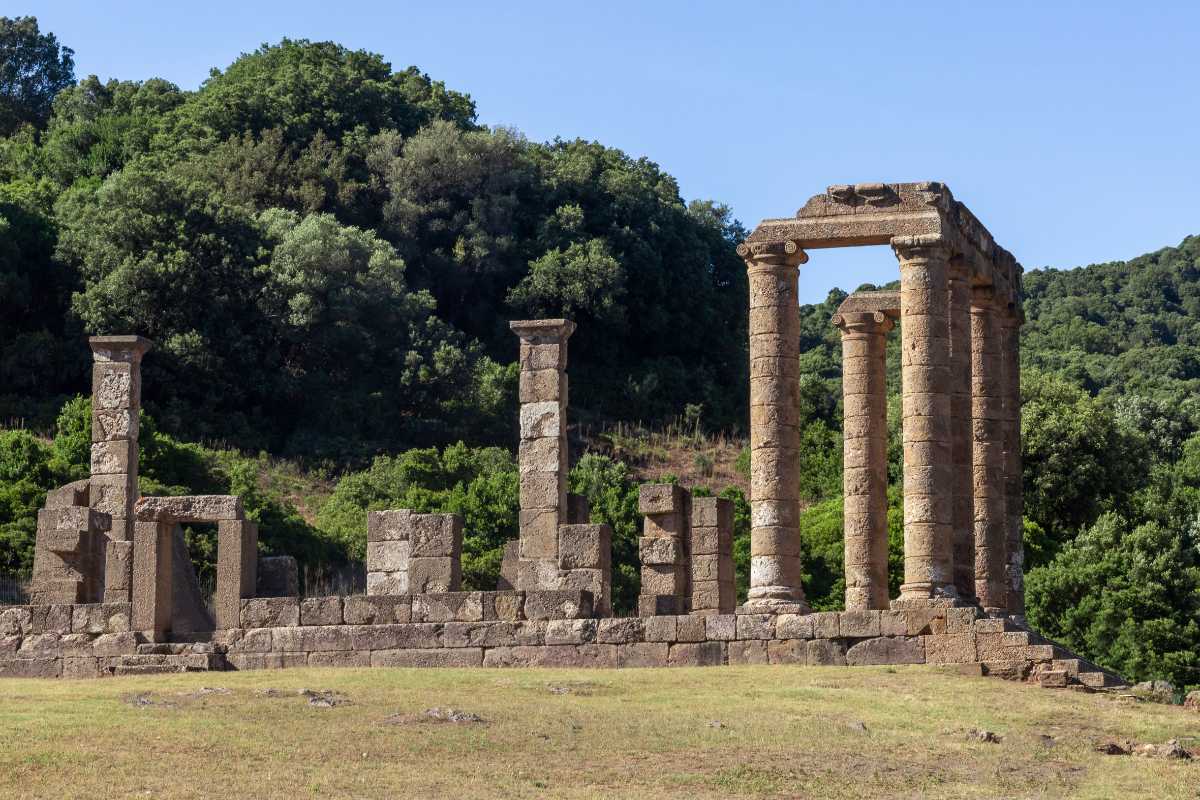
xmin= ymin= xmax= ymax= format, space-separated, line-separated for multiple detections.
xmin=88 ymin=335 xmax=152 ymax=602
xmin=1000 ymin=306 xmax=1025 ymax=618
xmin=215 ymin=519 xmax=258 ymax=630
xmin=510 ymin=319 xmax=575 ymax=592
xmin=970 ymin=287 xmax=1007 ymax=613
xmin=892 ymin=235 xmax=958 ymax=606
xmin=690 ymin=496 xmax=735 ymax=614
xmin=737 ymin=240 xmax=811 ymax=613
xmin=948 ymin=260 xmax=976 ymax=602
xmin=833 ymin=311 xmax=893 ymax=611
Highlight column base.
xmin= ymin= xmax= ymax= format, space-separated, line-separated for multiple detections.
xmin=890 ymin=585 xmax=971 ymax=610
xmin=737 ymin=598 xmax=812 ymax=615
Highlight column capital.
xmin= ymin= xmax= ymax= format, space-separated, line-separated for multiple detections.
xmin=737 ymin=239 xmax=809 ymax=270
xmin=831 ymin=311 xmax=894 ymax=335
xmin=88 ymin=335 xmax=153 ymax=364
xmin=970 ymin=284 xmax=998 ymax=308
xmin=890 ymin=233 xmax=953 ymax=261
xmin=509 ymin=319 xmax=576 ymax=343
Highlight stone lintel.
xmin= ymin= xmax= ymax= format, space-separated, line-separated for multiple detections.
xmin=134 ymin=495 xmax=244 ymax=523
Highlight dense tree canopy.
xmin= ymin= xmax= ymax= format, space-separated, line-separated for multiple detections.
xmin=0 ymin=16 xmax=74 ymax=135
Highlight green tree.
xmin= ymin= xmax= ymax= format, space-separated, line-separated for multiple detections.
xmin=0 ymin=16 xmax=74 ymax=135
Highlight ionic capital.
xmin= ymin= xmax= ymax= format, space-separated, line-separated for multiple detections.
xmin=969 ymin=285 xmax=997 ymax=310
xmin=831 ymin=311 xmax=894 ymax=336
xmin=890 ymin=233 xmax=953 ymax=264
xmin=737 ymin=239 xmax=809 ymax=271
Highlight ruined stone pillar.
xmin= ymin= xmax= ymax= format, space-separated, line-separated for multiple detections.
xmin=1000 ymin=307 xmax=1025 ymax=617
xmin=132 ymin=519 xmax=174 ymax=638
xmin=737 ymin=240 xmax=811 ymax=613
xmin=689 ymin=496 xmax=735 ymax=614
xmin=88 ymin=335 xmax=152 ymax=603
xmin=948 ymin=260 xmax=976 ymax=602
xmin=833 ymin=311 xmax=892 ymax=611
xmin=892 ymin=235 xmax=958 ymax=606
xmin=638 ymin=484 xmax=690 ymax=616
xmin=510 ymin=319 xmax=575 ymax=591
xmin=970 ymin=287 xmax=1007 ymax=613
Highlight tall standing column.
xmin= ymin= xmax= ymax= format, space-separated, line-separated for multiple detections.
xmin=834 ymin=311 xmax=893 ymax=610
xmin=1000 ymin=306 xmax=1025 ymax=618
xmin=88 ymin=335 xmax=152 ymax=602
xmin=948 ymin=260 xmax=976 ymax=602
xmin=510 ymin=319 xmax=575 ymax=592
xmin=970 ymin=288 xmax=1007 ymax=613
xmin=738 ymin=240 xmax=810 ymax=613
xmin=892 ymin=235 xmax=959 ymax=606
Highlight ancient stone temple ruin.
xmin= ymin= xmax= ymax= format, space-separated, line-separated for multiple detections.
xmin=0 ymin=181 xmax=1123 ymax=691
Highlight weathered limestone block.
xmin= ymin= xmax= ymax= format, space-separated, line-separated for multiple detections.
xmin=807 ymin=639 xmax=848 ymax=666
xmin=736 ymin=614 xmax=775 ymax=640
xmin=482 ymin=644 xmax=616 ymax=669
xmin=669 ymin=641 xmax=725 ymax=666
xmin=131 ymin=520 xmax=173 ymax=637
xmin=923 ymin=633 xmax=977 ymax=664
xmin=134 ymin=495 xmax=244 ymax=522
xmin=240 ymin=597 xmax=300 ymax=629
xmin=365 ymin=511 xmax=462 ymax=596
xmin=688 ymin=496 xmax=735 ymax=615
xmin=523 ymin=590 xmax=592 ymax=620
xmin=638 ymin=484 xmax=690 ymax=616
xmin=342 ymin=595 xmax=412 ymax=626
xmin=372 ymin=648 xmax=484 ymax=668
xmin=729 ymin=640 xmax=770 ymax=665
xmin=766 ymin=639 xmax=807 ymax=665
xmin=497 ymin=539 xmax=519 ymax=590
xmin=30 ymin=492 xmax=110 ymax=606
xmin=846 ymin=636 xmax=925 ymax=665
xmin=30 ymin=604 xmax=72 ymax=634
xmin=617 ymin=642 xmax=670 ymax=667
xmin=300 ymin=596 xmax=343 ymax=626
xmin=413 ymin=592 xmax=485 ymax=623
xmin=596 ymin=617 xmax=645 ymax=644
xmin=70 ymin=603 xmax=131 ymax=634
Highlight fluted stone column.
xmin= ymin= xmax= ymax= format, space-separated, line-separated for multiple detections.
xmin=1000 ymin=307 xmax=1025 ymax=617
xmin=948 ymin=260 xmax=976 ymax=602
xmin=88 ymin=335 xmax=152 ymax=603
xmin=738 ymin=240 xmax=810 ymax=613
xmin=970 ymin=287 xmax=1007 ymax=613
xmin=510 ymin=319 xmax=575 ymax=591
xmin=892 ymin=235 xmax=959 ymax=606
xmin=833 ymin=311 xmax=892 ymax=610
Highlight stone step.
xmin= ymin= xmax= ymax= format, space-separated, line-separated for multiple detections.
xmin=117 ymin=653 xmax=220 ymax=671
xmin=136 ymin=642 xmax=214 ymax=656
xmin=113 ymin=664 xmax=188 ymax=676
xmin=1037 ymin=669 xmax=1069 ymax=688
xmin=1077 ymin=670 xmax=1126 ymax=689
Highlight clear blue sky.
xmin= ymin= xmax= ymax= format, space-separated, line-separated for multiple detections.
xmin=29 ymin=0 xmax=1200 ymax=303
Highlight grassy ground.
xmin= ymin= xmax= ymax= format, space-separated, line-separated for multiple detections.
xmin=0 ymin=666 xmax=1195 ymax=799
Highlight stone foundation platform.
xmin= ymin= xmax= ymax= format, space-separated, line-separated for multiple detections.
xmin=0 ymin=596 xmax=1125 ymax=689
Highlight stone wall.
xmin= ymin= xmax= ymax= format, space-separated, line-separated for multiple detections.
xmin=2 ymin=601 xmax=1104 ymax=683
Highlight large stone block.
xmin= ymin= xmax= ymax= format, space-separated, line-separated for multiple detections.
xmin=443 ymin=621 xmax=520 ymax=648
xmin=846 ymin=636 xmax=925 ymax=666
xmin=482 ymin=644 xmax=616 ymax=668
xmin=300 ymin=597 xmax=343 ymax=627
xmin=347 ymin=623 xmax=443 ymax=651
xmin=616 ymin=642 xmax=669 ymax=668
xmin=838 ymin=610 xmax=882 ymax=638
xmin=596 ymin=617 xmax=644 ymax=644
xmin=729 ymin=640 xmax=770 ymax=665
xmin=367 ymin=540 xmax=411 ymax=573
xmin=923 ymin=633 xmax=977 ymax=664
xmin=134 ymin=495 xmax=243 ymax=523
xmin=668 ymin=641 xmax=725 ymax=667
xmin=518 ymin=368 xmax=562 ymax=403
xmin=70 ymin=603 xmax=130 ymax=634
xmin=559 ymin=524 xmax=611 ymax=570
xmin=342 ymin=595 xmax=412 ymax=625
xmin=546 ymin=618 xmax=598 ymax=645
xmin=807 ymin=639 xmax=848 ymax=666
xmin=766 ymin=639 xmax=807 ymax=665
xmin=308 ymin=651 xmax=371 ymax=668
xmin=639 ymin=536 xmax=685 ymax=566
xmin=367 ymin=509 xmax=412 ymax=543
xmin=640 ymin=564 xmax=687 ymax=595
xmin=638 ymin=484 xmax=686 ymax=515
xmin=410 ymin=514 xmax=462 ymax=558
xmin=519 ymin=401 xmax=563 ymax=439
xmin=240 ymin=597 xmax=300 ymax=629
xmin=413 ymin=592 xmax=484 ymax=623
xmin=519 ymin=470 xmax=561 ymax=509
xmin=371 ymin=648 xmax=483 ymax=668
xmin=408 ymin=557 xmax=461 ymax=594
xmin=736 ymin=614 xmax=775 ymax=640
xmin=367 ymin=572 xmax=410 ymax=596
xmin=522 ymin=590 xmax=592 ymax=620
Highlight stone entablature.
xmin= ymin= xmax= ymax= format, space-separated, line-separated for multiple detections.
xmin=743 ymin=182 xmax=1021 ymax=309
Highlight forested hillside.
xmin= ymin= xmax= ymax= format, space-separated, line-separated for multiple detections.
xmin=1 ymin=18 xmax=1197 ymax=690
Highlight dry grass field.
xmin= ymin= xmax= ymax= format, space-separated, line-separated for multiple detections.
xmin=0 ymin=665 xmax=1195 ymax=799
